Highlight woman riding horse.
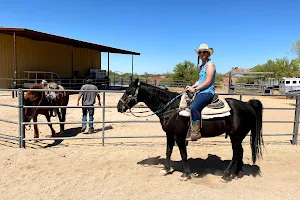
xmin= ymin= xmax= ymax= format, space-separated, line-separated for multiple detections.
xmin=179 ymin=43 xmax=216 ymax=141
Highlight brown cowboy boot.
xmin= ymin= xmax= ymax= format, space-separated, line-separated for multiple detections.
xmin=186 ymin=120 xmax=201 ymax=141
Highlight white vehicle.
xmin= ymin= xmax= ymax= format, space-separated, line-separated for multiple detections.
xmin=23 ymin=71 xmax=61 ymax=88
xmin=279 ymin=77 xmax=300 ymax=94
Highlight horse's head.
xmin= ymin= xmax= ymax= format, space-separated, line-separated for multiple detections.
xmin=23 ymin=84 xmax=44 ymax=122
xmin=55 ymin=89 xmax=66 ymax=100
xmin=117 ymin=78 xmax=140 ymax=113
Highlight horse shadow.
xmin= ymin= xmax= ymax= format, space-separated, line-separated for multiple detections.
xmin=137 ymin=154 xmax=261 ymax=180
xmin=44 ymin=125 xmax=113 ymax=148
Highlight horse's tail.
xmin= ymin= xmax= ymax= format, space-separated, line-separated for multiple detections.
xmin=248 ymin=99 xmax=264 ymax=164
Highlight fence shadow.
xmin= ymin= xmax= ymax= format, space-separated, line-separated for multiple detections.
xmin=44 ymin=127 xmax=82 ymax=148
xmin=44 ymin=125 xmax=114 ymax=148
xmin=137 ymin=154 xmax=261 ymax=181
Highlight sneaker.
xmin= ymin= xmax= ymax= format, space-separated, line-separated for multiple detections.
xmin=88 ymin=129 xmax=94 ymax=134
xmin=81 ymin=126 xmax=86 ymax=132
xmin=179 ymin=109 xmax=190 ymax=117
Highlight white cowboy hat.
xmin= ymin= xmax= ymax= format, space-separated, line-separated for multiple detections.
xmin=194 ymin=43 xmax=214 ymax=57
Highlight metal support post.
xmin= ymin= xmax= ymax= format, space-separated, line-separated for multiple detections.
xmin=102 ymin=92 xmax=106 ymax=146
xmin=18 ymin=88 xmax=25 ymax=148
xmin=292 ymin=95 xmax=300 ymax=145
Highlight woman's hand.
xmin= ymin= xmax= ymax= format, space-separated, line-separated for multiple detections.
xmin=188 ymin=87 xmax=196 ymax=93
xmin=185 ymin=86 xmax=192 ymax=90
xmin=186 ymin=85 xmax=196 ymax=92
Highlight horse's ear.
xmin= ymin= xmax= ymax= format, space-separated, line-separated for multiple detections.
xmin=134 ymin=78 xmax=139 ymax=86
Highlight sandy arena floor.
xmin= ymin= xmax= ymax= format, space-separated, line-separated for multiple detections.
xmin=0 ymin=89 xmax=300 ymax=200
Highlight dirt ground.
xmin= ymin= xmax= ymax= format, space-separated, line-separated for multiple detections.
xmin=0 ymin=89 xmax=300 ymax=200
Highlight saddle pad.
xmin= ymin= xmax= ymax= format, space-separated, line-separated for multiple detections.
xmin=202 ymin=98 xmax=231 ymax=115
xmin=202 ymin=111 xmax=231 ymax=119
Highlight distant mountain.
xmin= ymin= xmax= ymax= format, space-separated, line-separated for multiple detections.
xmin=223 ymin=67 xmax=251 ymax=76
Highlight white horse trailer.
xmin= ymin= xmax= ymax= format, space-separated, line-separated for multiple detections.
xmin=279 ymin=77 xmax=300 ymax=94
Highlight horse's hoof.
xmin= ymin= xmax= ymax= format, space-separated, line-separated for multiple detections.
xmin=179 ymin=174 xmax=191 ymax=181
xmin=221 ymin=175 xmax=231 ymax=182
xmin=159 ymin=168 xmax=173 ymax=176
xmin=235 ymin=171 xmax=244 ymax=179
xmin=159 ymin=169 xmax=168 ymax=176
xmin=179 ymin=176 xmax=188 ymax=181
xmin=220 ymin=178 xmax=229 ymax=183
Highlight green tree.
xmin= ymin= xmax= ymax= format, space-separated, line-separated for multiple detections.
xmin=215 ymin=73 xmax=224 ymax=87
xmin=292 ymin=40 xmax=300 ymax=58
xmin=251 ymin=57 xmax=300 ymax=80
xmin=171 ymin=60 xmax=198 ymax=82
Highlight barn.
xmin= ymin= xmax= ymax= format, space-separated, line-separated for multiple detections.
xmin=0 ymin=27 xmax=140 ymax=88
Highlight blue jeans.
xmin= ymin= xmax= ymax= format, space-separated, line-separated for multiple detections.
xmin=82 ymin=107 xmax=95 ymax=131
xmin=190 ymin=92 xmax=214 ymax=124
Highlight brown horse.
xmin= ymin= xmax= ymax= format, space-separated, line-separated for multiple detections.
xmin=23 ymin=83 xmax=69 ymax=138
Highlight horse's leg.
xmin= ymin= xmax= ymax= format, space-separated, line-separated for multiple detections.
xmin=56 ymin=108 xmax=63 ymax=132
xmin=234 ymin=136 xmax=246 ymax=178
xmin=45 ymin=113 xmax=57 ymax=137
xmin=160 ymin=134 xmax=174 ymax=176
xmin=222 ymin=160 xmax=236 ymax=180
xmin=222 ymin=134 xmax=243 ymax=180
xmin=61 ymin=108 xmax=66 ymax=131
xmin=176 ymin=135 xmax=191 ymax=181
xmin=33 ymin=115 xmax=39 ymax=139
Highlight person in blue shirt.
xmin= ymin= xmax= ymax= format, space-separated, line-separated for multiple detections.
xmin=179 ymin=43 xmax=216 ymax=141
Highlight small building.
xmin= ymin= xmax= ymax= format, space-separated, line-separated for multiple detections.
xmin=0 ymin=27 xmax=140 ymax=88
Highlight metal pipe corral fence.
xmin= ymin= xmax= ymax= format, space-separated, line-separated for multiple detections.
xmin=0 ymin=88 xmax=299 ymax=148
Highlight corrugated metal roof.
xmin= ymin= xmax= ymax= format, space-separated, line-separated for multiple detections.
xmin=0 ymin=27 xmax=140 ymax=55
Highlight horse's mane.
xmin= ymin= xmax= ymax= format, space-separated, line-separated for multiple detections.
xmin=30 ymin=83 xmax=43 ymax=89
xmin=139 ymin=82 xmax=179 ymax=102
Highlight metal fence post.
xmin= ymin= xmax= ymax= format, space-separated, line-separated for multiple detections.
xmin=18 ymin=88 xmax=25 ymax=148
xmin=102 ymin=92 xmax=106 ymax=146
xmin=292 ymin=95 xmax=300 ymax=145
xmin=239 ymin=94 xmax=242 ymax=101
xmin=12 ymin=79 xmax=15 ymax=98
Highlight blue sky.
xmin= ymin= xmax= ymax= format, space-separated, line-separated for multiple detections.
xmin=1 ymin=0 xmax=299 ymax=74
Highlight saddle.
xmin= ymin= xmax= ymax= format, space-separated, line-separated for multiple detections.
xmin=48 ymin=82 xmax=59 ymax=90
xmin=185 ymin=91 xmax=231 ymax=119
xmin=45 ymin=82 xmax=65 ymax=101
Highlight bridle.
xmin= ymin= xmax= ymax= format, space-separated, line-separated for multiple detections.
xmin=119 ymin=81 xmax=140 ymax=110
xmin=120 ymin=81 xmax=184 ymax=118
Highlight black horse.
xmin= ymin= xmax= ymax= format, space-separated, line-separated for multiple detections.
xmin=117 ymin=78 xmax=264 ymax=181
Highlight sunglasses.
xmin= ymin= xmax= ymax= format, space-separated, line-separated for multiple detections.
xmin=199 ymin=51 xmax=208 ymax=54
